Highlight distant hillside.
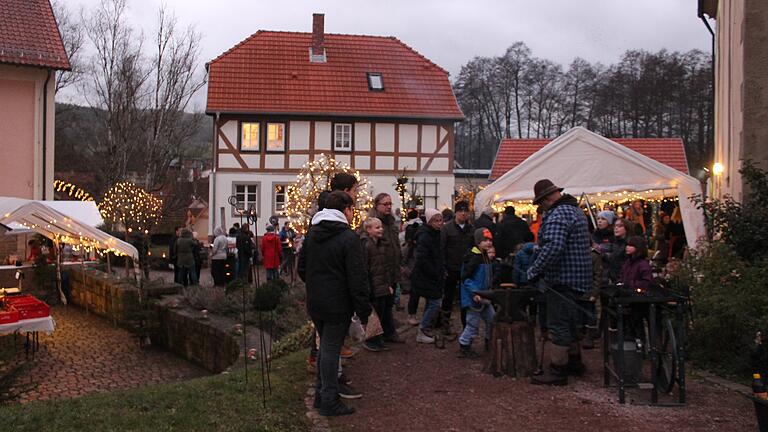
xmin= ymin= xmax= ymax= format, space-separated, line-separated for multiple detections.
xmin=54 ymin=103 xmax=212 ymax=176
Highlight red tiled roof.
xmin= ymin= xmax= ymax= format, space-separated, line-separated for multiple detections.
xmin=490 ymin=137 xmax=689 ymax=180
xmin=0 ymin=0 xmax=70 ymax=70
xmin=206 ymin=31 xmax=463 ymax=120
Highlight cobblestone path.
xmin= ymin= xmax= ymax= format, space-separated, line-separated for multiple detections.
xmin=8 ymin=306 xmax=208 ymax=403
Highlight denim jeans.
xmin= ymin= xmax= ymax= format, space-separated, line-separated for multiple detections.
xmin=546 ymin=285 xmax=581 ymax=347
xmin=408 ymin=293 xmax=422 ymax=315
xmin=459 ymin=304 xmax=495 ymax=346
xmin=313 ymin=319 xmax=349 ymax=404
xmin=372 ymin=295 xmax=396 ymax=338
xmin=266 ymin=268 xmax=279 ymax=280
xmin=178 ymin=265 xmax=198 ymax=286
xmin=420 ymin=298 xmax=441 ymax=330
xmin=579 ymin=299 xmax=597 ymax=328
xmin=440 ymin=270 xmax=461 ymax=315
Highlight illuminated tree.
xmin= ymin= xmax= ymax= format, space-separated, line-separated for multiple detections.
xmin=99 ymin=181 xmax=163 ymax=232
xmin=283 ymin=154 xmax=372 ymax=235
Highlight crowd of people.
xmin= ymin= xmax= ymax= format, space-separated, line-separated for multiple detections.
xmin=296 ymin=173 xmax=687 ymax=416
xmin=159 ymin=171 xmax=685 ymax=416
xmin=168 ymin=219 xmax=298 ymax=287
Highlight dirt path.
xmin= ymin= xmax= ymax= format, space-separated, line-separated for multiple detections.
xmin=327 ymin=295 xmax=755 ymax=432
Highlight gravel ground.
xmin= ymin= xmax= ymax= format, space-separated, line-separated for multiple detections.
xmin=327 ymin=294 xmax=755 ymax=432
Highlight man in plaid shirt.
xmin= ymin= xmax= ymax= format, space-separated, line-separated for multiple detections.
xmin=526 ymin=179 xmax=592 ymax=386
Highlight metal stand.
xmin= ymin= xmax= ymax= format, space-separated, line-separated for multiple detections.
xmin=602 ymin=288 xmax=687 ymax=405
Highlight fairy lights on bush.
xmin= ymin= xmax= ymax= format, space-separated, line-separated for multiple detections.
xmin=282 ymin=154 xmax=372 ymax=235
xmin=98 ymin=181 xmax=162 ymax=232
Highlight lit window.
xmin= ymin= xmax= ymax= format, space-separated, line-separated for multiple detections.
xmin=367 ymin=73 xmax=384 ymax=91
xmin=274 ymin=184 xmax=287 ymax=214
xmin=241 ymin=122 xmax=260 ymax=151
xmin=234 ymin=183 xmax=259 ymax=215
xmin=266 ymin=123 xmax=285 ymax=151
xmin=334 ymin=123 xmax=352 ymax=151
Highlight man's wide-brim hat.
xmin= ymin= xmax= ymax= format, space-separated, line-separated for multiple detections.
xmin=532 ymin=179 xmax=564 ymax=204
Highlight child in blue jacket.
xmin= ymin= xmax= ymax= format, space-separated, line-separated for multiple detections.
xmin=512 ymin=231 xmax=536 ymax=285
xmin=458 ymin=228 xmax=496 ymax=358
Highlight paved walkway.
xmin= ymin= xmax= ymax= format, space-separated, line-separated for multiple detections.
xmin=319 ymin=294 xmax=755 ymax=432
xmin=7 ymin=306 xmax=208 ymax=403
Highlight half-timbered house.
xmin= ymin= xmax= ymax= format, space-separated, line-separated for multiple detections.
xmin=205 ymin=14 xmax=463 ymax=231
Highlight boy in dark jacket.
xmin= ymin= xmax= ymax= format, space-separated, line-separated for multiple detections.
xmin=457 ymin=228 xmax=496 ymax=358
xmin=361 ymin=217 xmax=399 ymax=351
xmin=298 ymin=191 xmax=371 ymax=417
xmin=410 ymin=208 xmax=445 ymax=344
xmin=439 ymin=200 xmax=474 ymax=335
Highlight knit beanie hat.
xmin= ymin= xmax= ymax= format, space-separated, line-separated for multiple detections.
xmin=597 ymin=210 xmax=616 ymax=225
xmin=454 ymin=200 xmax=470 ymax=212
xmin=425 ymin=208 xmax=441 ymax=223
xmin=474 ymin=228 xmax=493 ymax=245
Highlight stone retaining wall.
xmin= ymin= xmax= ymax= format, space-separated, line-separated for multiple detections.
xmin=67 ymin=268 xmax=142 ymax=324
xmin=64 ymin=268 xmax=239 ymax=373
xmin=153 ymin=305 xmax=240 ymax=373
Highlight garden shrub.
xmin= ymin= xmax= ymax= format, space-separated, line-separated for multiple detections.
xmin=674 ymin=243 xmax=768 ymax=378
xmin=680 ymin=160 xmax=768 ymax=378
xmin=269 ymin=321 xmax=313 ymax=360
xmin=253 ymin=279 xmax=286 ymax=312
xmin=695 ymin=160 xmax=768 ymax=262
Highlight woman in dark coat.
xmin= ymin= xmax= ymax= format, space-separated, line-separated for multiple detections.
xmin=603 ymin=218 xmax=634 ymax=284
xmin=409 ymin=208 xmax=445 ymax=343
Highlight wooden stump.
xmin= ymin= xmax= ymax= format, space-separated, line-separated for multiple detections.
xmin=484 ymin=321 xmax=537 ymax=378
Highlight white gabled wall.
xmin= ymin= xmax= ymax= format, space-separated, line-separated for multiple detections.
xmin=209 ymin=171 xmax=455 ymax=234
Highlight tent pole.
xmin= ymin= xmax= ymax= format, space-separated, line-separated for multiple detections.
xmin=54 ymin=239 xmax=66 ymax=305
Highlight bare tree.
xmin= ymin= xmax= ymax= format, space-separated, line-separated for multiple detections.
xmin=140 ymin=5 xmax=206 ymax=193
xmin=454 ymin=45 xmax=713 ymax=172
xmin=78 ymin=0 xmax=205 ymax=198
xmin=81 ymin=0 xmax=147 ymax=194
xmin=51 ymin=0 xmax=84 ymax=94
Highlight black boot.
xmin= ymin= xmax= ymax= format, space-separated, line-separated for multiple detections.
xmin=319 ymin=399 xmax=356 ymax=417
xmin=458 ymin=343 xmax=480 ymax=358
xmin=530 ymin=363 xmax=568 ymax=386
xmin=485 ymin=338 xmax=491 ymax=352
xmin=567 ymin=353 xmax=586 ymax=376
xmin=531 ymin=344 xmax=569 ymax=386
xmin=582 ymin=326 xmax=598 ymax=350
xmin=440 ymin=311 xmax=457 ymax=341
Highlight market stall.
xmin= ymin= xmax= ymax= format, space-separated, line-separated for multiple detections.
xmin=0 ymin=197 xmax=138 ymax=260
xmin=474 ymin=127 xmax=706 ymax=248
xmin=0 ymin=197 xmax=140 ymax=340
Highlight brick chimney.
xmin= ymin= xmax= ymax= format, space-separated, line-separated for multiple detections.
xmin=310 ymin=13 xmax=326 ymax=63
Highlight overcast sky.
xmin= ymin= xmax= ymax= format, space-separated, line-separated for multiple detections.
xmin=62 ymin=0 xmax=713 ymax=110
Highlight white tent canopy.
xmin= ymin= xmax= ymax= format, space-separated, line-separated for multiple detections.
xmin=0 ymin=197 xmax=138 ymax=260
xmin=475 ymin=127 xmax=706 ymax=249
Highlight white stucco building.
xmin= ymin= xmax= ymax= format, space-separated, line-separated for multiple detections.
xmin=205 ymin=14 xmax=464 ymax=233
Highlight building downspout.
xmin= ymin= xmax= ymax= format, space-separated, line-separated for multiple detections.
xmin=701 ymin=14 xmax=716 ymax=190
xmin=211 ymin=112 xmax=219 ymax=233
xmin=42 ymin=69 xmax=52 ymax=200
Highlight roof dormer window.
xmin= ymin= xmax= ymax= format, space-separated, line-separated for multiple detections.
xmin=367 ymin=73 xmax=384 ymax=91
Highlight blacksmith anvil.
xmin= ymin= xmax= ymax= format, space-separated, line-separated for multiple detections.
xmin=475 ymin=288 xmax=538 ymax=323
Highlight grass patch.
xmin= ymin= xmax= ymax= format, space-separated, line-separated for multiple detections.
xmin=3 ymin=351 xmax=310 ymax=432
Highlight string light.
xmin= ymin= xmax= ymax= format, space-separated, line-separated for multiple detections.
xmin=53 ymin=179 xmax=94 ymax=201
xmin=490 ymin=188 xmax=681 ymax=216
xmin=98 ymin=181 xmax=163 ymax=232
xmin=282 ymin=154 xmax=372 ymax=235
